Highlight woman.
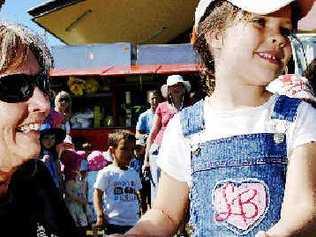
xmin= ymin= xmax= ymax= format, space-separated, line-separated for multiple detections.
xmin=143 ymin=74 xmax=191 ymax=203
xmin=54 ymin=90 xmax=72 ymax=134
xmin=0 ymin=22 xmax=80 ymax=237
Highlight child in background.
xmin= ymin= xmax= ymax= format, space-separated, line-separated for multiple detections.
xmin=64 ymin=159 xmax=89 ymax=234
xmin=86 ymin=150 xmax=110 ymax=225
xmin=39 ymin=117 xmax=66 ymax=193
xmin=130 ymin=136 xmax=151 ymax=214
xmin=130 ymin=136 xmax=146 ymax=176
xmin=93 ymin=130 xmax=142 ymax=235
xmin=124 ymin=1 xmax=316 ymax=237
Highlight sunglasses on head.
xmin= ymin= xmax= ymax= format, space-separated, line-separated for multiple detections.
xmin=0 ymin=72 xmax=50 ymax=103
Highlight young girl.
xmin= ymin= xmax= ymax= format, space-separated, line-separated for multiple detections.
xmin=64 ymin=159 xmax=89 ymax=232
xmin=121 ymin=1 xmax=316 ymax=236
xmin=40 ymin=117 xmax=66 ymax=193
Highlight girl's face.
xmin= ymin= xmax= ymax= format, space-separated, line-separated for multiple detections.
xmin=41 ymin=134 xmax=56 ymax=149
xmin=211 ymin=6 xmax=293 ymax=87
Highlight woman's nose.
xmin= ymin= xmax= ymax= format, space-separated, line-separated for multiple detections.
xmin=28 ymin=87 xmax=50 ymax=113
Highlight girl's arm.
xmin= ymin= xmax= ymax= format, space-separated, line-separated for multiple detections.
xmin=143 ymin=114 xmax=162 ymax=168
xmin=125 ymin=171 xmax=189 ymax=236
xmin=264 ymin=143 xmax=316 ymax=237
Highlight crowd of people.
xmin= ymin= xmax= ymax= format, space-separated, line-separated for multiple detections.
xmin=0 ymin=0 xmax=316 ymax=236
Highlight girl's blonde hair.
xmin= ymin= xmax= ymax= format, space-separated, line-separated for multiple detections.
xmin=0 ymin=21 xmax=53 ymax=74
xmin=192 ymin=0 xmax=243 ymax=95
xmin=54 ymin=90 xmax=72 ymax=116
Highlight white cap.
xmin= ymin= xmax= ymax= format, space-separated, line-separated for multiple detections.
xmin=166 ymin=75 xmax=191 ymax=92
xmin=195 ymin=0 xmax=314 ymax=30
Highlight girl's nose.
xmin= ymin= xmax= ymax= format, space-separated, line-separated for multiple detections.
xmin=28 ymin=87 xmax=50 ymax=114
xmin=269 ymin=32 xmax=289 ymax=49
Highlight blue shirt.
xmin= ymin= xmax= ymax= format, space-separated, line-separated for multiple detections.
xmin=136 ymin=109 xmax=155 ymax=135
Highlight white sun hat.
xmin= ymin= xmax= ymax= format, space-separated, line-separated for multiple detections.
xmin=166 ymin=75 xmax=191 ymax=92
xmin=195 ymin=0 xmax=314 ymax=29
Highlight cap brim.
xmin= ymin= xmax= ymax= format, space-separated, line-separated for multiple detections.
xmin=195 ymin=0 xmax=314 ymax=29
xmin=166 ymin=81 xmax=191 ymax=92
xmin=229 ymin=0 xmax=313 ymax=17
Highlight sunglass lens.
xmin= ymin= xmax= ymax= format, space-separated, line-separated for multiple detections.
xmin=0 ymin=74 xmax=33 ymax=103
xmin=37 ymin=73 xmax=50 ymax=93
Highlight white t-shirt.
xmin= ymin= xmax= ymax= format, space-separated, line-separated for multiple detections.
xmin=157 ymin=95 xmax=316 ymax=185
xmin=94 ymin=164 xmax=142 ymax=226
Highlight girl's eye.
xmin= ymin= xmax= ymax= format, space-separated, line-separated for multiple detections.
xmin=252 ymin=17 xmax=266 ymax=27
xmin=280 ymin=28 xmax=293 ymax=37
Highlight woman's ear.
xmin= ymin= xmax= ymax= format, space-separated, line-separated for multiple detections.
xmin=205 ymin=31 xmax=224 ymax=50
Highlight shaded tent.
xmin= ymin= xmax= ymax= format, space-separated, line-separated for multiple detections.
xmin=29 ymin=0 xmax=316 ymax=46
xmin=29 ymin=0 xmax=198 ymax=45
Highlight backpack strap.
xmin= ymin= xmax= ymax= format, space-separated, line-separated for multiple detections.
xmin=180 ymin=100 xmax=205 ymax=137
xmin=271 ymin=95 xmax=302 ymax=122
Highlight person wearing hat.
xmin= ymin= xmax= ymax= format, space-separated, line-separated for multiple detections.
xmin=117 ymin=1 xmax=316 ymax=237
xmin=143 ymin=74 xmax=191 ymax=204
xmin=0 ymin=22 xmax=80 ymax=236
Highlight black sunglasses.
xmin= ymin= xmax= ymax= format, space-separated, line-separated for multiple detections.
xmin=59 ymin=97 xmax=70 ymax=102
xmin=0 ymin=72 xmax=50 ymax=103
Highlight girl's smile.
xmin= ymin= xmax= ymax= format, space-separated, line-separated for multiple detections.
xmin=255 ymin=50 xmax=284 ymax=67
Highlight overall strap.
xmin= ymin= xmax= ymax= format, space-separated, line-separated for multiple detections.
xmin=180 ymin=100 xmax=205 ymax=137
xmin=271 ymin=95 xmax=302 ymax=122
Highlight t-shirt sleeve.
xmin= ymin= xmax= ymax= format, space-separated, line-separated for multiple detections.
xmin=156 ymin=114 xmax=191 ymax=184
xmin=287 ymin=102 xmax=316 ymax=154
xmin=94 ymin=169 xmax=109 ymax=191
xmin=136 ymin=113 xmax=145 ymax=131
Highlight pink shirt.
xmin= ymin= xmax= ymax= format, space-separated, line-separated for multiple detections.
xmin=154 ymin=101 xmax=177 ymax=145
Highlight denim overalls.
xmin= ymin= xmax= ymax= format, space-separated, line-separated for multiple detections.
xmin=180 ymin=96 xmax=302 ymax=237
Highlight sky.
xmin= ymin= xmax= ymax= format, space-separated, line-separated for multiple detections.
xmin=0 ymin=0 xmax=64 ymax=47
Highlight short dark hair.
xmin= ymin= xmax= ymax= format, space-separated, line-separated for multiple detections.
xmin=108 ymin=130 xmax=136 ymax=148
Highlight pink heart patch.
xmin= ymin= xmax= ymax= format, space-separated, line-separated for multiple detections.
xmin=212 ymin=179 xmax=269 ymax=234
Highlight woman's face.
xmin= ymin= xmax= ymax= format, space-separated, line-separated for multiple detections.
xmin=0 ymin=50 xmax=50 ymax=174
xmin=57 ymin=96 xmax=70 ymax=111
xmin=168 ymin=83 xmax=185 ymax=97
xmin=209 ymin=6 xmax=293 ymax=87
